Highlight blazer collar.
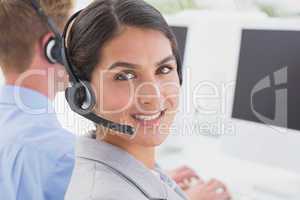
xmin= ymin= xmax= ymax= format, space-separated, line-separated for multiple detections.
xmin=76 ymin=135 xmax=168 ymax=200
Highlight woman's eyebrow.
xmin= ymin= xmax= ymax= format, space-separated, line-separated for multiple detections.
xmin=108 ymin=55 xmax=176 ymax=70
xmin=156 ymin=55 xmax=176 ymax=66
xmin=108 ymin=62 xmax=139 ymax=70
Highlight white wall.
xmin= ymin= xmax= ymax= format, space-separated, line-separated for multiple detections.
xmin=75 ymin=0 xmax=92 ymax=10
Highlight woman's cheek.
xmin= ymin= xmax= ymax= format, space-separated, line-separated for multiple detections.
xmin=102 ymin=83 xmax=133 ymax=113
xmin=162 ymin=82 xmax=180 ymax=110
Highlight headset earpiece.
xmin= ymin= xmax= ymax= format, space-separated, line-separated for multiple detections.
xmin=65 ymin=81 xmax=96 ymax=115
xmin=45 ymin=36 xmax=62 ymax=64
xmin=80 ymin=81 xmax=96 ymax=110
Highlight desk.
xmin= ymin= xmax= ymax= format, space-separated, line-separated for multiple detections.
xmin=157 ymin=134 xmax=300 ymax=199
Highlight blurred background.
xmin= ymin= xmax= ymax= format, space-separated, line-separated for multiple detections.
xmin=1 ymin=0 xmax=300 ymax=199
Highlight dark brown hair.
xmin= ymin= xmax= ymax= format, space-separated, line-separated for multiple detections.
xmin=67 ymin=0 xmax=183 ymax=85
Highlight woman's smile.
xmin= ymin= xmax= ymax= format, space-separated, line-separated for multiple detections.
xmin=131 ymin=109 xmax=167 ymax=127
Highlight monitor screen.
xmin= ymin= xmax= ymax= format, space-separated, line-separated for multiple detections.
xmin=232 ymin=29 xmax=300 ymax=131
xmin=171 ymin=26 xmax=188 ymax=64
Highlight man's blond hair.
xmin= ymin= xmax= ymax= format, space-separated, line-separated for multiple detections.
xmin=0 ymin=0 xmax=74 ymax=73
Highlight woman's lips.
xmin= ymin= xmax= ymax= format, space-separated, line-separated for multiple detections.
xmin=131 ymin=110 xmax=166 ymax=127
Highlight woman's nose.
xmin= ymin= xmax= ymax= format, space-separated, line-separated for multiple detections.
xmin=136 ymin=81 xmax=163 ymax=111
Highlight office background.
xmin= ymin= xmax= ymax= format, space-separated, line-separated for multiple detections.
xmin=1 ymin=0 xmax=300 ymax=199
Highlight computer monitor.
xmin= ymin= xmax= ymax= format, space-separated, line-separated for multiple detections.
xmin=171 ymin=26 xmax=188 ymax=65
xmin=222 ymin=29 xmax=300 ymax=173
xmin=232 ymin=29 xmax=300 ymax=131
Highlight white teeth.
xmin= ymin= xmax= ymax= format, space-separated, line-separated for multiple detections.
xmin=134 ymin=112 xmax=161 ymax=121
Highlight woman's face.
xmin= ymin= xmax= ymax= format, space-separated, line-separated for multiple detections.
xmin=91 ymin=26 xmax=180 ymax=147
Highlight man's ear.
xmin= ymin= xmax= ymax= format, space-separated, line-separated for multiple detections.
xmin=38 ymin=32 xmax=56 ymax=63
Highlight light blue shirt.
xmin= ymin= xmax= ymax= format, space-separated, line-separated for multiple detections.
xmin=0 ymin=85 xmax=75 ymax=200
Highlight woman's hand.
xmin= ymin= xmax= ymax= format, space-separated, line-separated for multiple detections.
xmin=185 ymin=179 xmax=231 ymax=200
xmin=167 ymin=165 xmax=202 ymax=189
xmin=167 ymin=166 xmax=231 ymax=200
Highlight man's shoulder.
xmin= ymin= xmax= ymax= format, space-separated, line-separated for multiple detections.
xmin=0 ymin=125 xmax=75 ymax=200
xmin=0 ymin=104 xmax=75 ymax=150
xmin=0 ymin=122 xmax=75 ymax=168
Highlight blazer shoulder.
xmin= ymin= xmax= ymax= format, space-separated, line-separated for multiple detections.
xmin=92 ymin=163 xmax=147 ymax=199
xmin=65 ymin=158 xmax=96 ymax=200
xmin=66 ymin=160 xmax=148 ymax=200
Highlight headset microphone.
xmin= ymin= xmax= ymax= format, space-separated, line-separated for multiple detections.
xmin=30 ymin=0 xmax=135 ymax=135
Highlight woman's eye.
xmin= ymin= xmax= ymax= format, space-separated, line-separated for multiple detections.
xmin=157 ymin=65 xmax=173 ymax=75
xmin=115 ymin=71 xmax=136 ymax=81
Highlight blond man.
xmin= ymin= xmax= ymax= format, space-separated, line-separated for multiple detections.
xmin=0 ymin=1 xmax=74 ymax=199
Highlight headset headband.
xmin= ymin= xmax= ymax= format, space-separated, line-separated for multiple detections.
xmin=30 ymin=0 xmax=61 ymax=37
xmin=61 ymin=10 xmax=83 ymax=84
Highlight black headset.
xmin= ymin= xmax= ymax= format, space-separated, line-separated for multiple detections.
xmin=30 ymin=0 xmax=135 ymax=135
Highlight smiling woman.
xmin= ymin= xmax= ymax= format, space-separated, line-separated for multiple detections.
xmin=64 ymin=1 xmax=232 ymax=200
xmin=91 ymin=26 xmax=180 ymax=145
xmin=64 ymin=0 xmax=186 ymax=200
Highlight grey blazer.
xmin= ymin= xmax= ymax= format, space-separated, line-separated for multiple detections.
xmin=65 ymin=135 xmax=189 ymax=200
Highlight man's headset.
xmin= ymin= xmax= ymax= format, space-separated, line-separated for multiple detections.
xmin=30 ymin=0 xmax=135 ymax=135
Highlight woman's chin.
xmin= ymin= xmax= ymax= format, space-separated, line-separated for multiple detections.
xmin=133 ymin=129 xmax=169 ymax=147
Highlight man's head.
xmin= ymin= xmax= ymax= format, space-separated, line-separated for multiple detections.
xmin=0 ymin=0 xmax=73 ymax=77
